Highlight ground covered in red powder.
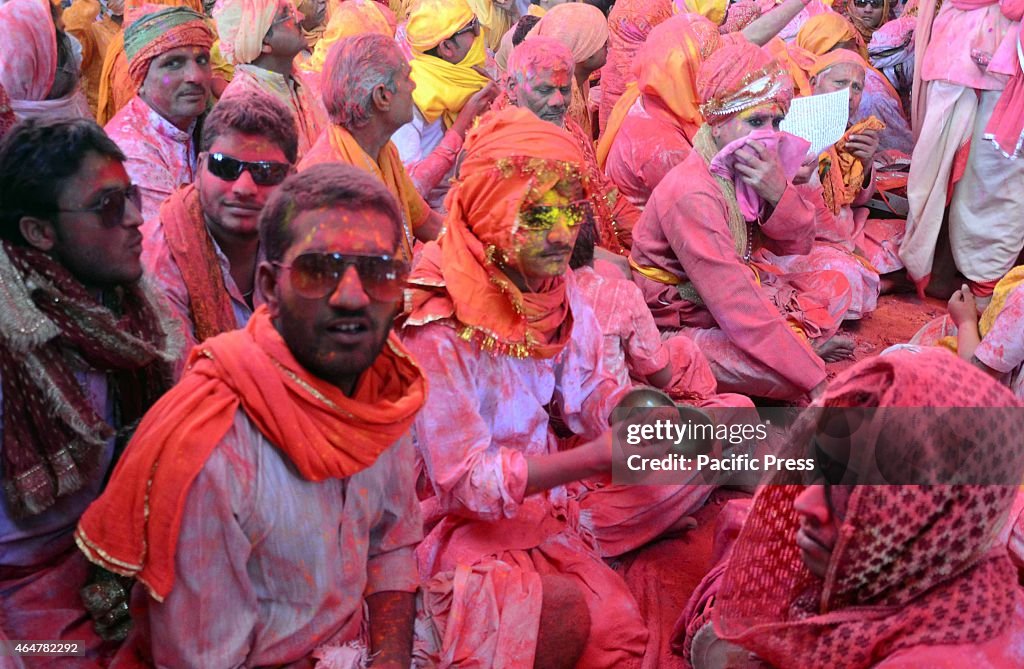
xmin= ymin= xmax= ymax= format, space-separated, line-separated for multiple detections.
xmin=827 ymin=292 xmax=946 ymax=376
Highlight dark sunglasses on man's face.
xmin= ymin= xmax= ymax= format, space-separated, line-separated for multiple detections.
xmin=852 ymin=0 xmax=885 ymax=8
xmin=54 ymin=184 xmax=143 ymax=228
xmin=273 ymin=252 xmax=410 ymax=302
xmin=206 ymin=152 xmax=291 ymax=186
xmin=451 ymin=17 xmax=480 ymax=39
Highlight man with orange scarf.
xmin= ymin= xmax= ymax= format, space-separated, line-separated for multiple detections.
xmin=299 ymin=33 xmax=443 ymax=261
xmin=600 ymin=14 xmax=732 ymax=211
xmin=143 ymin=91 xmax=297 ymax=376
xmin=630 ymin=42 xmax=853 ymax=401
xmin=103 ymin=5 xmax=215 ymax=221
xmin=392 ymin=0 xmax=498 ymax=211
xmin=77 ymin=164 xmax=428 ymax=667
xmin=505 ymin=36 xmax=638 ymax=255
xmin=676 ymin=349 xmax=1024 ymax=668
xmin=400 ymin=107 xmax=647 ymax=668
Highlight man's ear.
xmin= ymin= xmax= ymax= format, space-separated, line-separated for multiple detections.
xmin=256 ymin=261 xmax=280 ymax=317
xmin=19 ymin=216 xmax=58 ymax=252
xmin=372 ymin=83 xmax=391 ymax=112
xmin=808 ymin=75 xmax=819 ymax=89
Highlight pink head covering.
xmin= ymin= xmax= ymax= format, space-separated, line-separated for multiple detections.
xmin=697 ymin=42 xmax=792 ymax=124
xmin=712 ymin=349 xmax=1024 ymax=669
xmin=530 ymin=2 xmax=609 ymax=63
xmin=0 ymin=0 xmax=57 ymax=102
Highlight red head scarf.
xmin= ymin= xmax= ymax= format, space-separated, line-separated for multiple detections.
xmin=711 ymin=348 xmax=1024 ymax=669
xmin=403 ymin=107 xmax=588 ymax=359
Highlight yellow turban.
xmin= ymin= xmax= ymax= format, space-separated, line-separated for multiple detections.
xmin=530 ymin=3 xmax=608 ymax=63
xmin=212 ymin=0 xmax=279 ymax=65
xmin=465 ymin=0 xmax=515 ymax=51
xmin=405 ymin=0 xmax=475 ymax=52
xmin=306 ymin=0 xmax=392 ymax=74
xmin=674 ymin=0 xmax=727 ymax=26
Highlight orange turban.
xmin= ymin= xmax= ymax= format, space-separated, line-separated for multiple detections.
xmin=124 ymin=5 xmax=214 ymax=89
xmin=530 ymin=2 xmax=609 ymax=64
xmin=697 ymin=42 xmax=792 ymax=124
xmin=404 ymin=107 xmax=587 ymax=359
xmin=796 ymin=11 xmax=868 ymax=59
xmin=808 ymin=47 xmax=868 ymax=78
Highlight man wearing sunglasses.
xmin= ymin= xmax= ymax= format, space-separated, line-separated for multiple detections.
xmin=143 ymin=90 xmax=298 ymax=376
xmin=214 ymin=0 xmax=328 ymax=160
xmin=300 ymin=33 xmax=443 ymax=262
xmin=104 ymin=6 xmax=215 ymax=221
xmin=78 ymin=163 xmax=428 ymax=667
xmin=0 ymin=119 xmax=175 ymax=651
xmin=393 ymin=0 xmax=498 ymax=212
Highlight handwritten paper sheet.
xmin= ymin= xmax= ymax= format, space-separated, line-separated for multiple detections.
xmin=780 ymin=87 xmax=850 ymax=156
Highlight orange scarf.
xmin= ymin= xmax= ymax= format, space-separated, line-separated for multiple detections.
xmin=76 ymin=306 xmax=427 ymax=600
xmin=326 ymin=124 xmax=417 ymax=260
xmin=402 ymin=108 xmax=582 ymax=359
xmin=159 ymin=184 xmax=237 ymax=342
xmin=819 ymin=116 xmax=886 ymax=214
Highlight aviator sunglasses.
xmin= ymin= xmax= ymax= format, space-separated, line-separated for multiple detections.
xmin=852 ymin=0 xmax=885 ymax=8
xmin=53 ymin=184 xmax=142 ymax=228
xmin=273 ymin=252 xmax=410 ymax=301
xmin=206 ymin=152 xmax=291 ymax=186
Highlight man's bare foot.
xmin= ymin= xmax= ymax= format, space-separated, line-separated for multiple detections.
xmin=814 ymin=336 xmax=856 ymax=362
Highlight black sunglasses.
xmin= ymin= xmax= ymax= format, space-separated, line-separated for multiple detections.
xmin=206 ymin=152 xmax=291 ymax=186
xmin=852 ymin=0 xmax=885 ymax=8
xmin=273 ymin=252 xmax=410 ymax=301
xmin=54 ymin=185 xmax=142 ymax=228
xmin=451 ymin=17 xmax=480 ymax=39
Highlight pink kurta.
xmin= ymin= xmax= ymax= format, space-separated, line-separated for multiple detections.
xmin=113 ymin=410 xmax=422 ymax=667
xmin=974 ymin=283 xmax=1024 ymax=397
xmin=219 ymin=64 xmax=328 ymax=160
xmin=630 ymin=150 xmax=851 ymax=399
xmin=105 ymin=95 xmax=199 ymax=221
xmin=401 ymin=281 xmax=648 ymax=668
xmin=604 ymin=95 xmax=694 ymax=210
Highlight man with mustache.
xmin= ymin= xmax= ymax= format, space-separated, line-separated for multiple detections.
xmin=78 ymin=164 xmax=428 ymax=666
xmin=104 ymin=5 xmax=215 ymax=221
xmin=0 ymin=118 xmax=174 ymax=654
xmin=142 ymin=90 xmax=298 ymax=375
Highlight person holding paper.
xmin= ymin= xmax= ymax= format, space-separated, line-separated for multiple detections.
xmin=764 ymin=50 xmax=905 ymax=321
xmin=630 ymin=42 xmax=854 ymax=402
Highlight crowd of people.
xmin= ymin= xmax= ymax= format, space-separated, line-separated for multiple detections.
xmin=0 ymin=0 xmax=1023 ymax=666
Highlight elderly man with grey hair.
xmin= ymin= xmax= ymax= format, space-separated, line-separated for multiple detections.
xmin=298 ymin=33 xmax=443 ymax=261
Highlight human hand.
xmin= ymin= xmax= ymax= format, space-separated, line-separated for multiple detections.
xmin=948 ymin=283 xmax=979 ymax=327
xmin=80 ymin=569 xmax=133 ymax=642
xmin=733 ymin=140 xmax=787 ymax=206
xmin=454 ymin=82 xmax=500 ymax=135
xmin=845 ymin=128 xmax=880 ymax=169
xmin=792 ymin=155 xmax=819 ymax=186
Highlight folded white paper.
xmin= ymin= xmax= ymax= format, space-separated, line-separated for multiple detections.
xmin=780 ymin=87 xmax=850 ymax=157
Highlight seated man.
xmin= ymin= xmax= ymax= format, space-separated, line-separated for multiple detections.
xmin=104 ymin=5 xmax=214 ymax=221
xmin=506 ymin=36 xmax=637 ymax=255
xmin=77 ymin=164 xmax=428 ymax=667
xmin=0 ymin=119 xmax=174 ymax=652
xmin=630 ymin=42 xmax=853 ymax=402
xmin=214 ymin=0 xmax=329 ymax=159
xmin=400 ymin=107 xmax=648 ymax=668
xmin=62 ymin=0 xmax=123 ymax=117
xmin=678 ymin=349 xmax=1024 ymax=668
xmin=299 ymin=33 xmax=442 ymax=261
xmin=143 ymin=90 xmax=298 ymax=373
xmin=392 ymin=0 xmax=497 ymax=210
xmin=760 ymin=50 xmax=890 ymax=321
